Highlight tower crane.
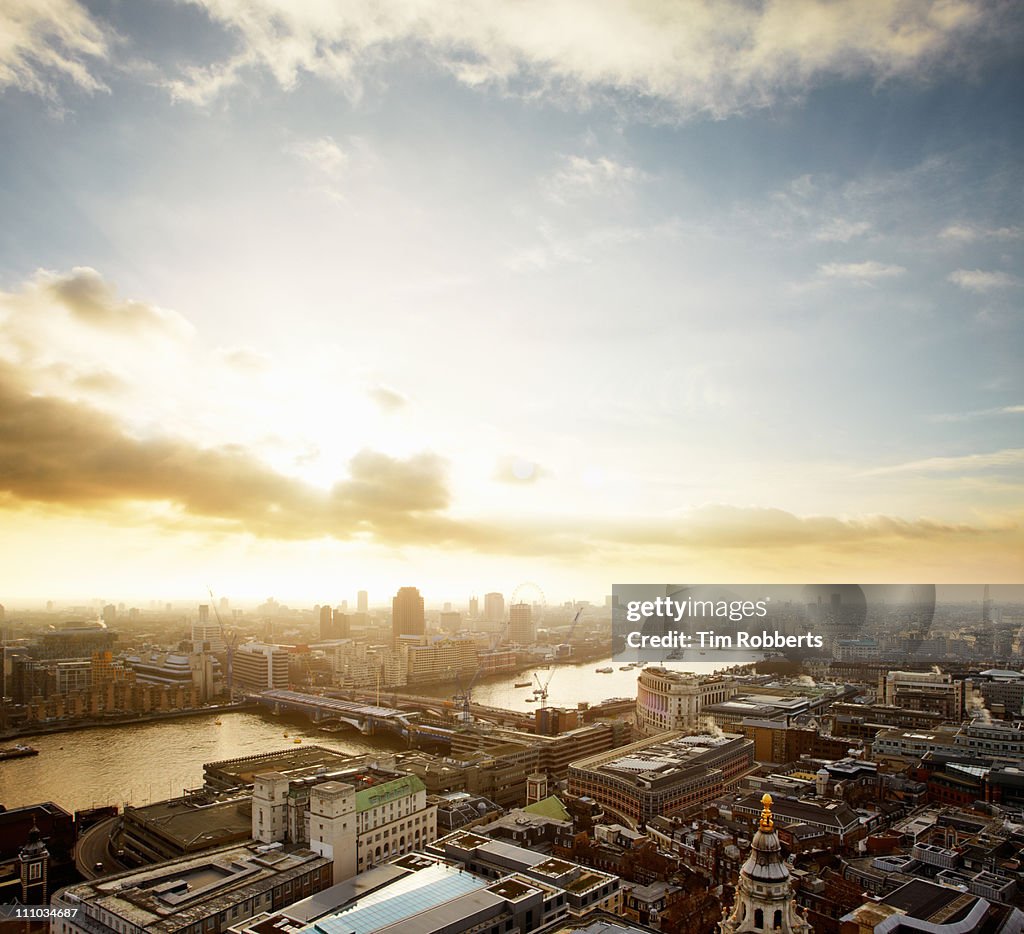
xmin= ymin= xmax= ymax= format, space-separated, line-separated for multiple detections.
xmin=207 ymin=586 xmax=239 ymax=699
xmin=452 ymin=663 xmax=483 ymax=722
xmin=532 ymin=607 xmax=583 ymax=704
xmin=451 ymin=597 xmax=518 ymax=719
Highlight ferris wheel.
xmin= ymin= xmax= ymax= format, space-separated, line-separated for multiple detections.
xmin=510 ymin=581 xmax=547 ymax=629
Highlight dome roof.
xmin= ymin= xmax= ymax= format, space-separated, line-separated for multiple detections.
xmin=740 ymin=793 xmax=791 ymax=884
xmin=741 ymin=826 xmax=791 ymax=882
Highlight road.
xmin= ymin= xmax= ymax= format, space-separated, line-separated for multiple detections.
xmin=75 ymin=816 xmax=129 ymax=879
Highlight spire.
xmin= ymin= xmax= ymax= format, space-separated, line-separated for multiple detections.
xmin=20 ymin=819 xmax=48 ymax=859
xmin=759 ymin=793 xmax=774 ymax=832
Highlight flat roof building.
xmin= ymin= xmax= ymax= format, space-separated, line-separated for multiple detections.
xmin=252 ymin=764 xmax=437 ymax=882
xmin=567 ymin=731 xmax=754 ymax=827
xmin=225 ymin=846 xmax=617 ymax=934
xmin=52 ymin=843 xmax=332 ymax=934
xmin=233 ymin=644 xmax=289 ymax=693
xmin=121 ymin=792 xmax=253 ymax=865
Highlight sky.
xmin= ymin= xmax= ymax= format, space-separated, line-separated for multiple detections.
xmin=0 ymin=0 xmax=1022 ymax=607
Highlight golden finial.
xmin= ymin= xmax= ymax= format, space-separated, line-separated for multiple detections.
xmin=759 ymin=792 xmax=774 ymax=831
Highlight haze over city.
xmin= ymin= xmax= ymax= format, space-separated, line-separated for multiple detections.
xmin=1 ymin=1 xmax=1022 ymax=602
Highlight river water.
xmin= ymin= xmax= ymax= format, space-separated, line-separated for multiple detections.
xmin=0 ymin=655 xmax=747 ymax=814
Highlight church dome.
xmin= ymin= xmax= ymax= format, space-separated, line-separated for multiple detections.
xmin=720 ymin=795 xmax=812 ymax=934
xmin=740 ymin=825 xmax=790 ymax=883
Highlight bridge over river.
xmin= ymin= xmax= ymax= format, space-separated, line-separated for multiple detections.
xmin=253 ymin=689 xmax=457 ymax=744
xmin=253 ymin=687 xmax=539 ymax=740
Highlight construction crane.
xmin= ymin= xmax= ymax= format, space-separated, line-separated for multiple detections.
xmin=450 ymin=593 xmax=517 ymax=719
xmin=532 ymin=607 xmax=583 ymax=704
xmin=207 ymin=587 xmax=239 ymax=699
xmin=452 ymin=663 xmax=483 ymax=722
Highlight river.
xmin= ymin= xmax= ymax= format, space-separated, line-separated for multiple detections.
xmin=0 ymin=655 xmax=750 ymax=814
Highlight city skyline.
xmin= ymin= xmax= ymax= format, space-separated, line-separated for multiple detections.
xmin=1 ymin=1 xmax=1022 ymax=601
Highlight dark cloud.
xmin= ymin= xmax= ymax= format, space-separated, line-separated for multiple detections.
xmin=37 ymin=267 xmax=193 ymax=338
xmin=0 ymin=362 xmax=447 ymax=542
xmin=0 ymin=361 xmax=1016 ymax=565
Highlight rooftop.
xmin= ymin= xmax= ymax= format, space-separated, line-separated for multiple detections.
xmin=126 ymin=794 xmax=252 ymax=850
xmin=57 ymin=844 xmax=329 ymax=934
xmin=599 ymin=733 xmax=741 ymax=782
xmin=883 ymin=878 xmax=978 ymax=923
xmin=305 ymin=862 xmax=487 ymax=934
xmin=734 ymin=794 xmax=860 ymax=831
xmin=205 ymin=747 xmax=363 ymax=785
xmin=520 ymin=796 xmax=571 ymax=822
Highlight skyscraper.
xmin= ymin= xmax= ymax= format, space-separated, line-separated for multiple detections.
xmin=484 ymin=592 xmax=504 ymax=625
xmin=319 ymin=605 xmax=333 ymax=640
xmin=508 ymin=602 xmax=533 ymax=644
xmin=392 ymin=587 xmax=425 ymax=642
xmin=468 ymin=596 xmax=479 ymax=618
xmin=357 ymin=590 xmax=368 ymax=613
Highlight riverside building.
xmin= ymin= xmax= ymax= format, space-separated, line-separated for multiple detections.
xmin=636 ymin=667 xmax=739 ymax=734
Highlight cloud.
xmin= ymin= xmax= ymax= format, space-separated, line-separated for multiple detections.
xmin=939 ymin=223 xmax=1024 ymax=242
xmin=654 ymin=504 xmax=1001 ymax=549
xmin=814 ymin=218 xmax=871 ymax=242
xmin=287 ymin=136 xmax=349 ymax=178
xmin=0 ymin=357 xmax=1017 ymax=568
xmin=505 ymin=218 xmax=679 ymax=271
xmin=544 ymin=155 xmax=648 ymax=203
xmin=0 ymin=361 xmax=450 ymax=542
xmin=818 ymin=259 xmax=906 ymax=282
xmin=862 ymin=448 xmax=1024 ymax=476
xmin=71 ymin=369 xmax=128 ymax=394
xmin=495 ymin=456 xmax=545 ymax=485
xmin=24 ymin=267 xmax=195 ymax=338
xmin=930 ymin=404 xmax=1024 ymax=423
xmin=162 ymin=54 xmax=253 ymax=106
xmin=947 ymin=268 xmax=1020 ymax=292
xmin=170 ymin=0 xmax=1009 ymax=117
xmin=221 ymin=346 xmax=272 ymax=371
xmin=367 ymin=384 xmax=408 ymax=413
xmin=0 ymin=0 xmax=111 ymax=99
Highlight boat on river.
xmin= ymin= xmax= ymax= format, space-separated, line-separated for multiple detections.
xmin=0 ymin=744 xmax=39 ymax=761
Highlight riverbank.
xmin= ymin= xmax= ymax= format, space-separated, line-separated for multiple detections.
xmin=0 ymin=700 xmax=259 ymax=742
xmin=0 ymin=709 xmax=401 ymax=812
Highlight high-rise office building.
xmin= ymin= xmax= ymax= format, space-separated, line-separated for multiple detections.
xmin=191 ymin=622 xmax=225 ymax=653
xmin=392 ymin=587 xmax=425 ymax=642
xmin=357 ymin=590 xmax=368 ymax=613
xmin=319 ymin=605 xmax=333 ymax=640
xmin=232 ymin=643 xmax=289 ymax=692
xmin=468 ymin=596 xmax=479 ymax=618
xmin=508 ymin=602 xmax=533 ymax=644
xmin=484 ymin=592 xmax=504 ymax=625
